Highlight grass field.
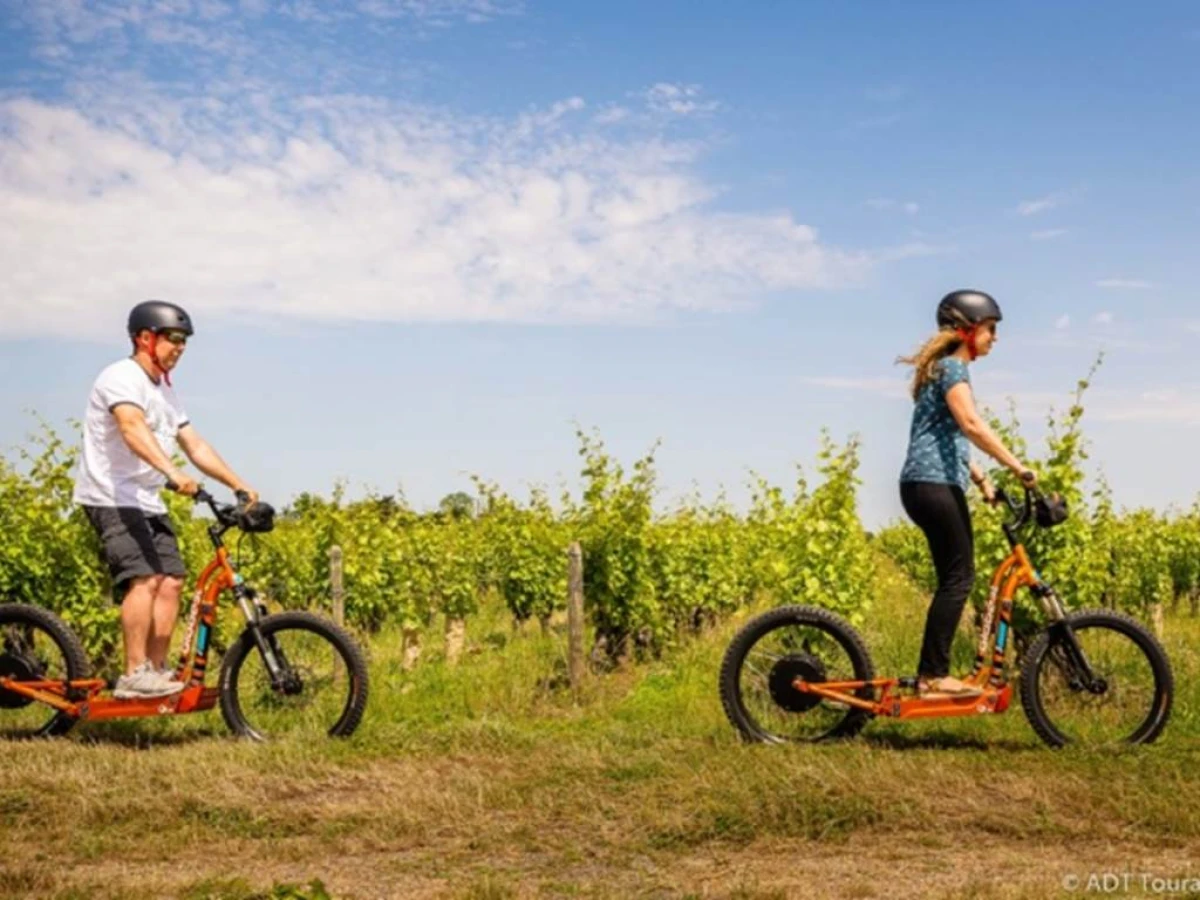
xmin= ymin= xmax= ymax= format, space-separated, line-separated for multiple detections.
xmin=3 ymin=557 xmax=1200 ymax=899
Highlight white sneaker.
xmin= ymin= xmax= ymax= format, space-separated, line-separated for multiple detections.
xmin=156 ymin=665 xmax=187 ymax=690
xmin=114 ymin=661 xmax=185 ymax=699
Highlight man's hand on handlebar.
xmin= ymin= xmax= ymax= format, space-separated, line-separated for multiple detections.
xmin=166 ymin=472 xmax=200 ymax=496
xmin=234 ymin=486 xmax=261 ymax=507
xmin=165 ymin=476 xmax=260 ymax=507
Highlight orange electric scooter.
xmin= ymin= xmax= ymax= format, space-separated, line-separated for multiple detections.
xmin=719 ymin=484 xmax=1173 ymax=748
xmin=1 ymin=488 xmax=367 ymax=741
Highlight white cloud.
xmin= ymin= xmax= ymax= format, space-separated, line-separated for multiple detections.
xmin=1055 ymin=314 xmax=1070 ymax=330
xmin=865 ymin=198 xmax=918 ymax=215
xmin=1008 ymin=388 xmax=1200 ymax=427
xmin=19 ymin=0 xmax=247 ymax=60
xmin=1093 ymin=390 xmax=1200 ymax=426
xmin=640 ymin=83 xmax=721 ymax=117
xmin=1095 ymin=278 xmax=1156 ymax=290
xmin=16 ymin=0 xmax=520 ymax=60
xmin=1016 ymin=192 xmax=1068 ymax=216
xmin=1030 ymin=228 xmax=1067 ymax=240
xmin=979 ymin=385 xmax=1200 ymax=427
xmin=1093 ymin=311 xmax=1114 ymax=326
xmin=594 ymin=106 xmax=630 ymax=125
xmin=350 ymin=0 xmax=523 ymax=24
xmin=0 ymin=91 xmax=874 ymax=338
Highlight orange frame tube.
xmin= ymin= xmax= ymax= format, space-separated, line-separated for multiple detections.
xmin=793 ymin=543 xmax=1038 ymax=720
xmin=0 ymin=548 xmax=236 ymax=721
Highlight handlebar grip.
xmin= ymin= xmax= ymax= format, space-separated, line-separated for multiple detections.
xmin=166 ymin=480 xmax=210 ymax=503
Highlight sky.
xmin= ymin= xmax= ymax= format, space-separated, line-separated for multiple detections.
xmin=1 ymin=0 xmax=1198 ymax=527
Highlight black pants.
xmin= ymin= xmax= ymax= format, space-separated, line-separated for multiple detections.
xmin=900 ymin=481 xmax=975 ymax=678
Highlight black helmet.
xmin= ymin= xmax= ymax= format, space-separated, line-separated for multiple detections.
xmin=128 ymin=300 xmax=194 ymax=337
xmin=936 ymin=290 xmax=1002 ymax=329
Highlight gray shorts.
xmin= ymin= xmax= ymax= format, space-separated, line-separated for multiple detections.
xmin=82 ymin=506 xmax=187 ymax=604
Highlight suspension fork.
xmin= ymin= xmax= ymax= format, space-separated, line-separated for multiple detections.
xmin=235 ymin=588 xmax=290 ymax=688
xmin=1032 ymin=580 xmax=1104 ymax=691
xmin=1044 ymin=620 xmax=1103 ymax=691
xmin=232 ymin=580 xmax=300 ymax=691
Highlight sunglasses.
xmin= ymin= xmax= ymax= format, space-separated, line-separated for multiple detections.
xmin=159 ymin=330 xmax=189 ymax=346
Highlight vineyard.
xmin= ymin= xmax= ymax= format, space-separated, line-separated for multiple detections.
xmin=3 ymin=370 xmax=1199 ymax=681
xmin=0 ymin=425 xmax=874 ymax=675
xmin=5 ymin=380 xmax=1200 ymax=899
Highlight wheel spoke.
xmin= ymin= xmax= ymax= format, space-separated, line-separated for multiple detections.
xmin=746 ymin=648 xmax=783 ymax=664
xmin=0 ymin=607 xmax=87 ymax=738
xmin=721 ymin=608 xmax=873 ymax=744
xmin=1024 ymin=615 xmax=1170 ymax=747
xmin=221 ymin=613 xmax=367 ymax=741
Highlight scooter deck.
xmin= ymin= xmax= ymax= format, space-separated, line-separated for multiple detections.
xmin=796 ymin=677 xmax=1013 ymax=719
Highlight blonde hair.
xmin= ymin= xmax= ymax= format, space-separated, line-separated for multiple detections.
xmin=897 ymin=329 xmax=963 ymax=400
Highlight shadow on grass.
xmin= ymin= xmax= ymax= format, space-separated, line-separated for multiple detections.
xmin=0 ymin=728 xmax=217 ymax=749
xmin=861 ymin=728 xmax=1034 ymax=752
xmin=71 ymin=718 xmax=226 ymax=748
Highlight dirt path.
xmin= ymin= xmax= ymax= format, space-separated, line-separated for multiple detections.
xmin=24 ymin=831 xmax=1198 ymax=899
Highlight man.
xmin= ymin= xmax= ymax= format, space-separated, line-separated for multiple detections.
xmin=73 ymin=301 xmax=258 ymax=699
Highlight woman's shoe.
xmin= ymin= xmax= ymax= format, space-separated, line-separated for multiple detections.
xmin=917 ymin=675 xmax=982 ymax=698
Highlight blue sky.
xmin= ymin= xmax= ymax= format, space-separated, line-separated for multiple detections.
xmin=1 ymin=1 xmax=1198 ymax=527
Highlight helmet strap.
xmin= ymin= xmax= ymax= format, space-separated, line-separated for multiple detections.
xmin=955 ymin=326 xmax=979 ymax=361
xmin=152 ymin=333 xmax=171 ymax=386
xmin=135 ymin=332 xmax=171 ymax=386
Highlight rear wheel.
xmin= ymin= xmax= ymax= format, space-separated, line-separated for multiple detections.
xmin=219 ymin=611 xmax=368 ymax=741
xmin=1020 ymin=609 xmax=1172 ymax=747
xmin=719 ymin=605 xmax=875 ymax=743
xmin=0 ymin=604 xmax=89 ymax=738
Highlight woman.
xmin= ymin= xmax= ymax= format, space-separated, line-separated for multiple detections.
xmin=898 ymin=289 xmax=1036 ymax=697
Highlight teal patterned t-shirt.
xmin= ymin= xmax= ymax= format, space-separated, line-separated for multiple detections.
xmin=899 ymin=357 xmax=972 ymax=490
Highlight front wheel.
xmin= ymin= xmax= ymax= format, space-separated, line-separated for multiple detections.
xmin=719 ymin=605 xmax=876 ymax=743
xmin=1020 ymin=609 xmax=1172 ymax=748
xmin=219 ymin=611 xmax=368 ymax=741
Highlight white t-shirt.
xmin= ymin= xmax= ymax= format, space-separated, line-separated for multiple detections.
xmin=72 ymin=358 xmax=189 ymax=515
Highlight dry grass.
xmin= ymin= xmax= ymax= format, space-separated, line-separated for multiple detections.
xmin=3 ymin=558 xmax=1199 ymax=899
